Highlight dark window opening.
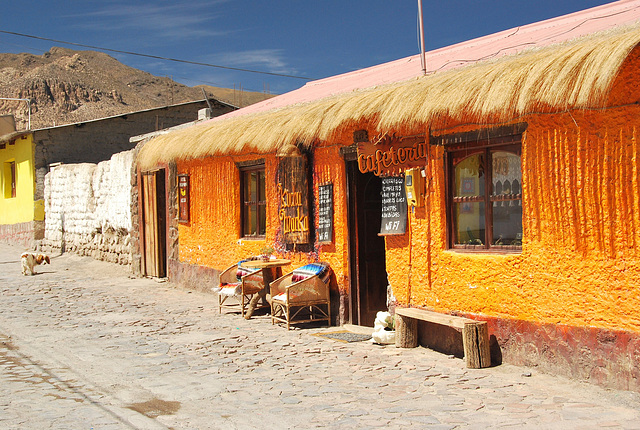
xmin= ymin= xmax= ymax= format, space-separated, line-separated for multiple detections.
xmin=3 ymin=161 xmax=16 ymax=199
xmin=240 ymin=165 xmax=266 ymax=238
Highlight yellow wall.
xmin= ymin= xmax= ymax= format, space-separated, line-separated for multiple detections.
xmin=0 ymin=134 xmax=38 ymax=225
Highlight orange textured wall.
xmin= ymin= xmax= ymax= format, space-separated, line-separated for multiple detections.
xmin=176 ymin=155 xmax=282 ymax=270
xmin=386 ymin=48 xmax=640 ymax=333
xmin=175 ymin=48 xmax=640 ymax=334
xmin=176 ymin=149 xmax=351 ymax=289
xmin=314 ymin=143 xmax=349 ymax=293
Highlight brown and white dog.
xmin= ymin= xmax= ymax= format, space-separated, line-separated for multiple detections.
xmin=21 ymin=252 xmax=50 ymax=276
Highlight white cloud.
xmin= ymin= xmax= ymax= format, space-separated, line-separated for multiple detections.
xmin=207 ymin=49 xmax=296 ymax=75
xmin=69 ymin=1 xmax=231 ymax=41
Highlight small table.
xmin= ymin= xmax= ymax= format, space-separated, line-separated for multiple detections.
xmin=241 ymin=259 xmax=291 ymax=318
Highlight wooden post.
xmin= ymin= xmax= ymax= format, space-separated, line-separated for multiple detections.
xmin=463 ymin=321 xmax=491 ymax=368
xmin=395 ymin=313 xmax=418 ymax=348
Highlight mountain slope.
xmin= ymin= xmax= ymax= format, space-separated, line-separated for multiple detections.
xmin=0 ymin=47 xmax=274 ymax=130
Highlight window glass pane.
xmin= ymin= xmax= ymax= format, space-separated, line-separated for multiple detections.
xmin=258 ymin=171 xmax=265 ymax=201
xmin=455 ymin=154 xmax=484 ymax=197
xmin=491 ymin=150 xmax=522 ymax=246
xmin=492 ymin=201 xmax=522 ymax=245
xmin=250 ymin=172 xmax=258 ymax=201
xmin=244 ymin=205 xmax=257 ymax=236
xmin=454 ymin=201 xmax=485 ymax=245
xmin=491 ymin=151 xmax=521 ymax=196
xmin=258 ymin=204 xmax=266 ymax=236
xmin=243 ymin=172 xmax=250 ymax=203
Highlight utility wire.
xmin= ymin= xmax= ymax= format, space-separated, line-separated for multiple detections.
xmin=0 ymin=30 xmax=313 ymax=81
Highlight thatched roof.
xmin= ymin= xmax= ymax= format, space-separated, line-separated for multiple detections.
xmin=138 ymin=24 xmax=640 ymax=169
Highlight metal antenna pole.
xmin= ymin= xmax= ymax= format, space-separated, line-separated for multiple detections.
xmin=418 ymin=0 xmax=427 ymax=75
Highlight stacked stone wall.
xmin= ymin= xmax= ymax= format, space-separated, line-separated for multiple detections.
xmin=41 ymin=150 xmax=134 ymax=265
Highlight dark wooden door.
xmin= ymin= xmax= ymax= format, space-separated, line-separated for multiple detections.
xmin=347 ymin=161 xmax=388 ymax=327
xmin=141 ymin=170 xmax=166 ymax=278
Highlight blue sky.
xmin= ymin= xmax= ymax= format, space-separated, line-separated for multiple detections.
xmin=0 ymin=1 xmax=617 ymax=95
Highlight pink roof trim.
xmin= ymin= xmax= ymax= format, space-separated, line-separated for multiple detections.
xmin=210 ymin=0 xmax=640 ymax=122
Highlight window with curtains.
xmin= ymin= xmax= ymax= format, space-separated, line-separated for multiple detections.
xmin=447 ymin=137 xmax=522 ymax=251
xmin=240 ymin=163 xmax=266 ymax=238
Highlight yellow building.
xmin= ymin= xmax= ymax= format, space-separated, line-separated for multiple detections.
xmin=0 ymin=117 xmax=43 ymax=247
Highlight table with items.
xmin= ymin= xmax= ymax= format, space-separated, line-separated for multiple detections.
xmin=240 ymin=259 xmax=291 ymax=318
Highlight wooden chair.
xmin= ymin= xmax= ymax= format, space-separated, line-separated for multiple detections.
xmin=270 ymin=262 xmax=331 ymax=330
xmin=215 ymin=260 xmax=266 ymax=317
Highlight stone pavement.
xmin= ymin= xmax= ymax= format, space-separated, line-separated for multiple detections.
xmin=1 ymin=243 xmax=639 ymax=430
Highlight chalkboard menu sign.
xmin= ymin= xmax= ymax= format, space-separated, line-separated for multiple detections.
xmin=318 ymin=183 xmax=333 ymax=243
xmin=178 ymin=174 xmax=190 ymax=223
xmin=380 ymin=176 xmax=407 ymax=235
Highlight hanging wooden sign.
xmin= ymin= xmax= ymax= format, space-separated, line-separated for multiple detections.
xmin=178 ymin=174 xmax=190 ymax=223
xmin=379 ymin=176 xmax=407 ymax=235
xmin=277 ymin=155 xmax=310 ymax=244
xmin=357 ymin=133 xmax=426 ymax=176
xmin=318 ymin=183 xmax=333 ymax=243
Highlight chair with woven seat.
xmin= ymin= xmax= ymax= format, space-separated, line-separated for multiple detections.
xmin=214 ymin=260 xmax=267 ymax=317
xmin=270 ymin=262 xmax=332 ymax=330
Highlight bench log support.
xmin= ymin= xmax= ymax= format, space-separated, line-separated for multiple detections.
xmin=395 ymin=312 xmax=418 ymax=348
xmin=463 ymin=321 xmax=491 ymax=369
xmin=394 ymin=307 xmax=491 ymax=369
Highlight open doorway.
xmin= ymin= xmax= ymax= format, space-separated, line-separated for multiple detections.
xmin=346 ymin=160 xmax=388 ymax=327
xmin=141 ymin=169 xmax=167 ymax=278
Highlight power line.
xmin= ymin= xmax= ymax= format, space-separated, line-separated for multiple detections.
xmin=0 ymin=30 xmax=313 ymax=81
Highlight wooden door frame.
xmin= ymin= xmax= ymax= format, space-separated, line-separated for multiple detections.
xmin=345 ymin=156 xmax=361 ymax=325
xmin=140 ymin=168 xmax=167 ymax=278
xmin=343 ymin=147 xmax=389 ymax=327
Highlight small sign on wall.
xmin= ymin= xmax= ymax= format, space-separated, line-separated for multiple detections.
xmin=318 ymin=183 xmax=333 ymax=243
xmin=380 ymin=176 xmax=407 ymax=235
xmin=178 ymin=174 xmax=190 ymax=223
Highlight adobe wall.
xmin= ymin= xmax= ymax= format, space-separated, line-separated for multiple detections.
xmin=41 ymin=150 xmax=134 ymax=265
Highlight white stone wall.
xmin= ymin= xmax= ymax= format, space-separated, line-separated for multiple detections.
xmin=42 ymin=150 xmax=134 ymax=265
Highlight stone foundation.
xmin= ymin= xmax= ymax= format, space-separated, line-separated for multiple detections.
xmin=40 ymin=227 xmax=131 ymax=265
xmin=168 ymin=258 xmax=221 ymax=294
xmin=461 ymin=314 xmax=640 ymax=392
xmin=0 ymin=221 xmax=44 ymax=249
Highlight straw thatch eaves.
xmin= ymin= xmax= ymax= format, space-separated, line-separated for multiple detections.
xmin=137 ymin=25 xmax=640 ymax=169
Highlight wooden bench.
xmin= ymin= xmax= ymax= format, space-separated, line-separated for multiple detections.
xmin=394 ymin=307 xmax=491 ymax=369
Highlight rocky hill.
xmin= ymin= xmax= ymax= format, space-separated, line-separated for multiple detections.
xmin=0 ymin=47 xmax=275 ymax=130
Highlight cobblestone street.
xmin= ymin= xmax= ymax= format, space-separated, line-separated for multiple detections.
xmin=1 ymin=243 xmax=639 ymax=429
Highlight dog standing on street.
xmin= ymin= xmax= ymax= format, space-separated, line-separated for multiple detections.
xmin=21 ymin=252 xmax=50 ymax=275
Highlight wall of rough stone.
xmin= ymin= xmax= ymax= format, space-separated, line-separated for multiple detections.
xmin=41 ymin=150 xmax=134 ymax=265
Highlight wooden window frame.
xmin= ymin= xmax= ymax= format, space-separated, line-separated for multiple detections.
xmin=445 ymin=135 xmax=523 ymax=253
xmin=239 ymin=162 xmax=266 ymax=239
xmin=3 ymin=160 xmax=16 ymax=199
xmin=10 ymin=161 xmax=16 ymax=198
